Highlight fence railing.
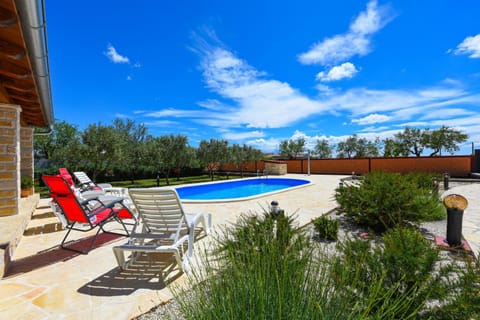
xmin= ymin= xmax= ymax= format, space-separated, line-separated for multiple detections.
xmin=219 ymin=155 xmax=474 ymax=177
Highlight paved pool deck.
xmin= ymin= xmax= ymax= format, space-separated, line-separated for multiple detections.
xmin=0 ymin=174 xmax=479 ymax=319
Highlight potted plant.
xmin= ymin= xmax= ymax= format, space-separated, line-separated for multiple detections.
xmin=20 ymin=176 xmax=33 ymax=197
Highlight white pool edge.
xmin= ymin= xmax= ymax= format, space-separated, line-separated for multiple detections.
xmin=175 ymin=176 xmax=314 ymax=203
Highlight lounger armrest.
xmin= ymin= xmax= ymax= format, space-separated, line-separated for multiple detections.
xmin=79 ymin=189 xmax=105 ymax=198
xmin=185 ymin=212 xmax=212 ymax=234
xmin=80 ymin=196 xmax=100 ymax=205
xmin=103 ymin=198 xmax=125 ymax=208
xmin=80 ymin=196 xmax=118 ymax=208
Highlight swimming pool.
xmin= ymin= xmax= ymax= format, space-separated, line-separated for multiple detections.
xmin=176 ymin=177 xmax=311 ymax=202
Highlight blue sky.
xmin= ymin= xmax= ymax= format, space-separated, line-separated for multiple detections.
xmin=46 ymin=0 xmax=480 ymax=154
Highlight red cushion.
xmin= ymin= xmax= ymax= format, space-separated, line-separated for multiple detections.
xmin=89 ymin=207 xmax=114 ymax=224
xmin=115 ymin=208 xmax=133 ymax=219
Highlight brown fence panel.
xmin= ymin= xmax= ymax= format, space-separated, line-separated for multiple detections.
xmin=220 ymin=163 xmax=237 ymax=171
xmin=308 ymin=158 xmax=370 ymax=174
xmin=282 ymin=159 xmax=369 ymax=174
xmin=245 ymin=161 xmax=264 ymax=172
xmin=220 ymin=156 xmax=472 ymax=177
xmin=285 ymin=159 xmax=303 ymax=173
xmin=371 ymin=156 xmax=472 ymax=177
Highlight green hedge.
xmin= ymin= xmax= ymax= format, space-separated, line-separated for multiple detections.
xmin=335 ymin=171 xmax=445 ymax=232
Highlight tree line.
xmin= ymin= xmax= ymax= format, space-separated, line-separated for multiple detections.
xmin=35 ymin=119 xmax=468 ymax=183
xmin=34 ymin=119 xmax=263 ymax=184
xmin=279 ymin=126 xmax=468 ymax=159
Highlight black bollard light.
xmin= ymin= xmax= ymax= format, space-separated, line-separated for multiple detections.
xmin=431 ymin=177 xmax=439 ymax=193
xmin=271 ymin=201 xmax=280 ymax=216
xmin=443 ymin=194 xmax=468 ymax=247
xmin=443 ymin=172 xmax=450 ymax=190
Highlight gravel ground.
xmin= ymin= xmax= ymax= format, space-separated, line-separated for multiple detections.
xmin=135 ymin=299 xmax=183 ymax=320
xmin=136 ymin=181 xmax=479 ymax=319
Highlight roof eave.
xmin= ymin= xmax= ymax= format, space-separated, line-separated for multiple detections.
xmin=14 ymin=0 xmax=54 ymax=128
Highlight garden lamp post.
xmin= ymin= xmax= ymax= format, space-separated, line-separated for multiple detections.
xmin=443 ymin=194 xmax=468 ymax=247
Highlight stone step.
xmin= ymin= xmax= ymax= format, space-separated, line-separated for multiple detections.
xmin=0 ymin=194 xmax=39 ymax=278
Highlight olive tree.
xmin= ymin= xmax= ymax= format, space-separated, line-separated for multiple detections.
xmin=313 ymin=139 xmax=333 ymax=158
xmin=197 ymin=139 xmax=229 ymax=180
xmin=424 ymin=126 xmax=468 ymax=156
xmin=34 ymin=120 xmax=84 ymax=170
xmin=382 ymin=138 xmax=409 ymax=157
xmin=393 ymin=126 xmax=468 ymax=157
xmin=229 ymin=144 xmax=264 ymax=177
xmin=336 ymin=135 xmax=379 ymax=158
xmin=279 ymin=138 xmax=306 ymax=159
xmin=81 ymin=123 xmax=118 ymax=181
xmin=112 ymin=118 xmax=148 ymax=183
xmin=145 ymin=134 xmax=190 ymax=185
xmin=394 ymin=127 xmax=428 ymax=157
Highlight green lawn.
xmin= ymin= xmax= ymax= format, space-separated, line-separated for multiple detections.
xmin=36 ymin=173 xmax=242 ymax=198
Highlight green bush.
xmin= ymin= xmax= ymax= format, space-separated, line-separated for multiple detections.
xmin=21 ymin=176 xmax=33 ymax=189
xmin=405 ymin=171 xmax=441 ymax=190
xmin=381 ymin=227 xmax=440 ymax=290
xmin=335 ymin=171 xmax=443 ymax=232
xmin=312 ymin=216 xmax=339 ymax=241
xmin=173 ymin=213 xmax=427 ymax=319
xmin=334 ymin=227 xmax=444 ymax=317
xmin=421 ymin=259 xmax=480 ymax=319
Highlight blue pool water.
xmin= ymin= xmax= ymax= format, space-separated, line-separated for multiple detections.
xmin=176 ymin=177 xmax=310 ymax=202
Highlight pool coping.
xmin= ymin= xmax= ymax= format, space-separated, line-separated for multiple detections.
xmin=175 ymin=176 xmax=314 ymax=203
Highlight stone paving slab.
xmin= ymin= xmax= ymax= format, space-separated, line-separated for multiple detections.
xmin=0 ymin=174 xmax=345 ymax=319
xmin=442 ymin=183 xmax=480 ymax=257
xmin=0 ymin=195 xmax=39 ymax=278
xmin=2 ymin=174 xmax=478 ymax=319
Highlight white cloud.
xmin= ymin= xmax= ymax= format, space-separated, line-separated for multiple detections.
xmin=144 ymin=120 xmax=181 ymax=127
xmin=282 ymin=130 xmax=368 ymax=152
xmin=196 ymin=43 xmax=328 ymax=128
xmin=298 ymin=0 xmax=394 ymax=65
xmin=298 ymin=32 xmax=369 ymax=66
xmin=114 ymin=113 xmax=130 ymax=119
xmin=315 ymin=84 xmax=335 ymax=95
xmin=222 ymin=130 xmax=265 ymax=140
xmin=419 ymin=108 xmax=474 ymax=120
xmin=197 ymin=99 xmax=229 ymax=111
xmin=454 ymin=34 xmax=480 ymax=58
xmin=142 ymin=108 xmax=209 ymax=118
xmin=326 ymin=87 xmax=475 ymax=118
xmin=247 ymin=137 xmax=283 ymax=153
xmin=358 ymin=125 xmax=390 ymax=132
xmin=316 ymin=62 xmax=359 ymax=81
xmin=104 ymin=44 xmax=130 ymax=64
xmin=350 ymin=0 xmax=389 ymax=34
xmin=137 ymin=33 xmax=480 ymax=151
xmin=144 ymin=51 xmax=480 ymax=133
xmin=352 ymin=113 xmax=391 ymax=125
